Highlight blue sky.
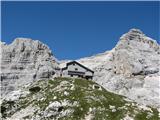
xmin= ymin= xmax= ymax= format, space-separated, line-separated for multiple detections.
xmin=1 ymin=1 xmax=159 ymax=60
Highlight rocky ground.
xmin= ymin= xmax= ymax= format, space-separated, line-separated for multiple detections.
xmin=1 ymin=77 xmax=159 ymax=120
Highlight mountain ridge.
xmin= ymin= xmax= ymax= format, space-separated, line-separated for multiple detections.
xmin=1 ymin=28 xmax=160 ymax=108
xmin=1 ymin=28 xmax=160 ymax=119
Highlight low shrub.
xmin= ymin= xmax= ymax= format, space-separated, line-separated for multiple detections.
xmin=29 ymin=86 xmax=41 ymax=93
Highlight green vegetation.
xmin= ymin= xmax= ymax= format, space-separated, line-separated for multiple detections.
xmin=1 ymin=77 xmax=159 ymax=120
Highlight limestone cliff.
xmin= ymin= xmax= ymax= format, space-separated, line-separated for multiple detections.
xmin=77 ymin=29 xmax=160 ymax=108
xmin=0 ymin=38 xmax=59 ymax=96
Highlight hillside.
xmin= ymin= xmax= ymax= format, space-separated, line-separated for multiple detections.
xmin=1 ymin=77 xmax=159 ymax=120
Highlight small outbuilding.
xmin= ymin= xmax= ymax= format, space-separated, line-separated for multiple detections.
xmin=61 ymin=61 xmax=94 ymax=80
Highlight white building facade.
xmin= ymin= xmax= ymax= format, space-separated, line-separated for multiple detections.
xmin=61 ymin=61 xmax=94 ymax=80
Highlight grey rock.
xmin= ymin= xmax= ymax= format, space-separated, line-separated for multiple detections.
xmin=0 ymin=38 xmax=59 ymax=96
xmin=76 ymin=29 xmax=160 ymax=107
xmin=44 ymin=101 xmax=62 ymax=118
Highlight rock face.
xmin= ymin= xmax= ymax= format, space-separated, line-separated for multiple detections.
xmin=77 ymin=29 xmax=160 ymax=108
xmin=113 ymin=29 xmax=159 ymax=76
xmin=0 ymin=38 xmax=59 ymax=96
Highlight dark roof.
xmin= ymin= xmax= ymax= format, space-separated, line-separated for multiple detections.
xmin=62 ymin=61 xmax=94 ymax=73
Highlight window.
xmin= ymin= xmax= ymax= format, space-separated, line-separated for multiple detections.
xmin=75 ymin=68 xmax=78 ymax=71
xmin=73 ymin=63 xmax=75 ymax=66
xmin=71 ymin=75 xmax=73 ymax=77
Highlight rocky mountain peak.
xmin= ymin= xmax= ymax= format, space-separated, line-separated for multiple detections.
xmin=9 ymin=38 xmax=50 ymax=53
xmin=113 ymin=29 xmax=159 ymax=76
xmin=129 ymin=28 xmax=143 ymax=34
xmin=76 ymin=29 xmax=160 ymax=107
xmin=1 ymin=38 xmax=59 ymax=96
xmin=127 ymin=28 xmax=144 ymax=35
xmin=116 ymin=29 xmax=159 ymax=53
xmin=120 ymin=28 xmax=144 ymax=41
